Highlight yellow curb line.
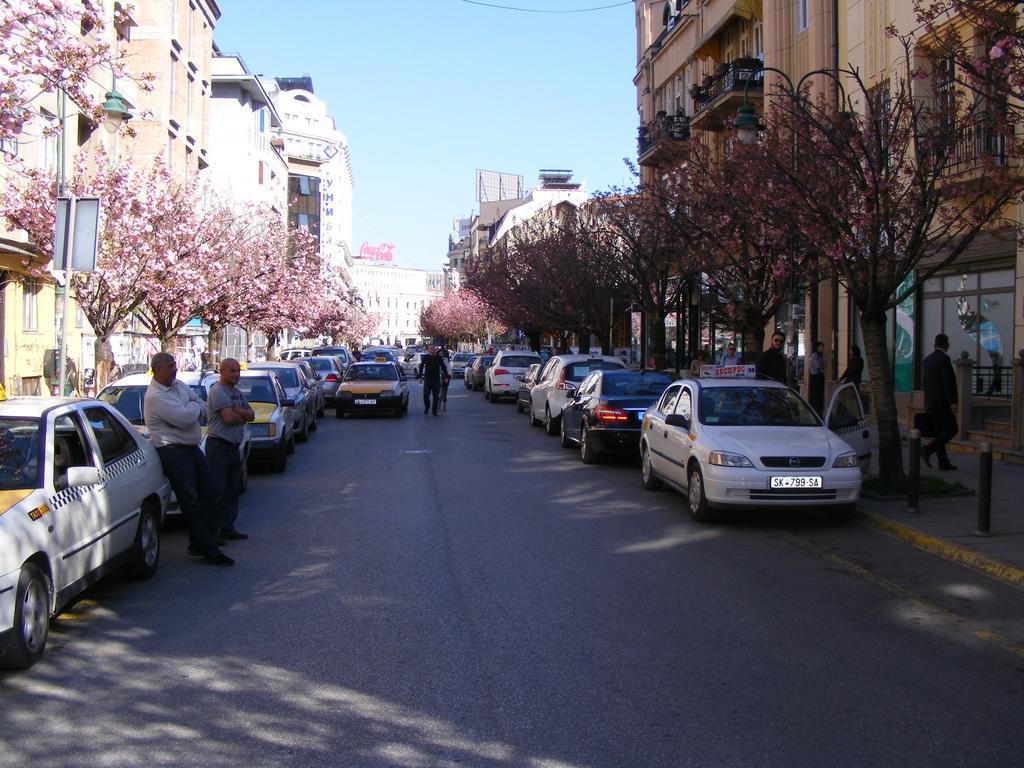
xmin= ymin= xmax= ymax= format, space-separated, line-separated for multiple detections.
xmin=861 ymin=511 xmax=1024 ymax=590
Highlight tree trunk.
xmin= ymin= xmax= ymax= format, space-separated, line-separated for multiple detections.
xmin=206 ymin=324 xmax=225 ymax=367
xmin=650 ymin=310 xmax=667 ymax=370
xmin=860 ymin=310 xmax=904 ymax=487
xmin=264 ymin=331 xmax=279 ymax=361
xmin=94 ymin=336 xmax=116 ymax=389
xmin=526 ymin=329 xmax=541 ymax=353
xmin=160 ymin=335 xmax=176 ymax=354
xmin=742 ymin=326 xmax=766 ymax=363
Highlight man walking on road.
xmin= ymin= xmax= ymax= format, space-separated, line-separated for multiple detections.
xmin=922 ymin=333 xmax=959 ymax=471
xmin=144 ymin=352 xmax=233 ymax=566
xmin=206 ymin=358 xmax=255 ymax=541
xmin=418 ymin=345 xmax=450 ymax=416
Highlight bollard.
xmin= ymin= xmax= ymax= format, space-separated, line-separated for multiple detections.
xmin=975 ymin=443 xmax=993 ymax=536
xmin=907 ymin=429 xmax=921 ymax=513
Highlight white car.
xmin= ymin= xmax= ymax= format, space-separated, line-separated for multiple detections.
xmin=485 ymin=351 xmax=542 ymax=403
xmin=0 ymin=397 xmax=172 ymax=669
xmin=97 ymin=371 xmax=252 ymax=494
xmin=639 ymin=377 xmax=872 ymax=522
xmin=401 ymin=352 xmax=425 ymax=378
xmin=530 ymin=354 xmax=628 ymax=435
xmin=449 ymin=352 xmax=474 ymax=378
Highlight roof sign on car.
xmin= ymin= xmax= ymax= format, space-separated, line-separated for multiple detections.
xmin=700 ymin=364 xmax=757 ymax=378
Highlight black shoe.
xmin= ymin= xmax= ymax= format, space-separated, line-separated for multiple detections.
xmin=432 ymin=410 xmax=438 ymax=416
xmin=187 ymin=546 xmax=208 ymax=558
xmin=921 ymin=449 xmax=933 ymax=469
xmin=204 ymin=551 xmax=235 ymax=566
xmin=424 ymin=406 xmax=429 ymax=414
xmin=221 ymin=528 xmax=249 ymax=541
xmin=939 ymin=463 xmax=958 ymax=471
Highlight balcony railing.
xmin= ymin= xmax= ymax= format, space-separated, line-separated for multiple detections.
xmin=692 ymin=58 xmax=764 ymax=116
xmin=638 ymin=112 xmax=690 ymax=161
xmin=941 ymin=114 xmax=1008 ymax=175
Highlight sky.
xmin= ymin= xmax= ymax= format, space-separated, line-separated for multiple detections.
xmin=213 ymin=0 xmax=639 ymax=271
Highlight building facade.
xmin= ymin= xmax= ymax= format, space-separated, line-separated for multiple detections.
xmin=350 ymin=258 xmax=443 ymax=347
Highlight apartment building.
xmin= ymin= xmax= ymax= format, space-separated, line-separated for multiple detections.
xmin=350 ymin=258 xmax=444 ymax=347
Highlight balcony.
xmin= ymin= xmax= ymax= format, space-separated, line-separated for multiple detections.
xmin=941 ymin=114 xmax=1008 ymax=176
xmin=691 ymin=58 xmax=763 ymax=132
xmin=638 ymin=112 xmax=690 ymax=167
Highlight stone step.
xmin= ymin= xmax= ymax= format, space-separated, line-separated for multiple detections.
xmin=964 ymin=430 xmax=1012 ymax=449
xmin=949 ymin=439 xmax=1009 ymax=459
xmin=982 ymin=419 xmax=1011 ymax=435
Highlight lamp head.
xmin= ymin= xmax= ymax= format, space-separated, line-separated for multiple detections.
xmin=733 ymin=102 xmax=760 ymax=145
xmin=101 ymin=89 xmax=131 ymax=133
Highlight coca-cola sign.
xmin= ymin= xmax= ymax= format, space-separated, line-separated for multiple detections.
xmin=359 ymin=242 xmax=394 ymax=261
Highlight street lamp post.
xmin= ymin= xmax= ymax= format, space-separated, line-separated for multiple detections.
xmin=732 ymin=66 xmax=850 ymax=390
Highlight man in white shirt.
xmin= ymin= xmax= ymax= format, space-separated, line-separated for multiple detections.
xmin=144 ymin=352 xmax=233 ymax=567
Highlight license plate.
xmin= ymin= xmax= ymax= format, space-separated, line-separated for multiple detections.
xmin=770 ymin=476 xmax=822 ymax=489
xmin=354 ymin=399 xmax=376 ymax=405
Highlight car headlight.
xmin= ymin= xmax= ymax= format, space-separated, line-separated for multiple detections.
xmin=247 ymin=423 xmax=272 ymax=438
xmin=709 ymin=451 xmax=753 ymax=467
xmin=380 ymin=389 xmax=399 ymax=398
xmin=833 ymin=452 xmax=859 ymax=468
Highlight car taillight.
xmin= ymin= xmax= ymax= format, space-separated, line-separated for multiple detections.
xmin=325 ymin=373 xmax=338 ymax=382
xmin=555 ymin=372 xmax=577 ymax=391
xmin=493 ymin=368 xmax=510 ymax=376
xmin=594 ymin=405 xmax=629 ymax=422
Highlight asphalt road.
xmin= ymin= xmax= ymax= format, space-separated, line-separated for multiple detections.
xmin=2 ymin=382 xmax=1023 ymax=768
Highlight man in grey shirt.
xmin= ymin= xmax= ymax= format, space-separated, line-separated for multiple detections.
xmin=206 ymin=358 xmax=255 ymax=540
xmin=144 ymin=352 xmax=233 ymax=566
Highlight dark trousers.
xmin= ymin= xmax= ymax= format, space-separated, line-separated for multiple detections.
xmin=808 ymin=373 xmax=825 ymax=416
xmin=423 ymin=378 xmax=442 ymax=413
xmin=924 ymin=406 xmax=958 ymax=467
xmin=156 ymin=445 xmax=221 ymax=554
xmin=205 ymin=436 xmax=242 ymax=531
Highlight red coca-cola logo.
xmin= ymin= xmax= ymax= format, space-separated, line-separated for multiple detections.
xmin=359 ymin=242 xmax=394 ymax=261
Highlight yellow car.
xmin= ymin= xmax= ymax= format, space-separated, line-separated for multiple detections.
xmin=335 ymin=360 xmax=409 ymax=418
xmin=236 ymin=370 xmax=295 ymax=472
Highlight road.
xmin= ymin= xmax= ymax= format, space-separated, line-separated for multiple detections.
xmin=2 ymin=381 xmax=1023 ymax=768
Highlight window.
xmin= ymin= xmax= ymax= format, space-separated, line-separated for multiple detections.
xmin=83 ymin=407 xmax=139 ymax=466
xmin=796 ymin=0 xmax=808 ymax=32
xmin=22 ymin=280 xmax=39 ymax=332
xmin=657 ymin=384 xmax=681 ymax=414
xmin=674 ymin=389 xmax=692 ymax=421
xmin=935 ymin=55 xmax=956 ymax=128
xmin=51 ymin=414 xmax=93 ymax=491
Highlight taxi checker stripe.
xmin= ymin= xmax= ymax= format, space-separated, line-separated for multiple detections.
xmin=49 ymin=449 xmax=146 ymax=511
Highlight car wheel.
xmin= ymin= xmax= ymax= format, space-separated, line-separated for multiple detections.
xmin=286 ymin=432 xmax=296 ymax=455
xmin=516 ymin=398 xmax=525 ymax=414
xmin=297 ymin=414 xmax=309 ymax=443
xmin=530 ymin=403 xmax=542 ymax=427
xmin=464 ymin=378 xmax=470 ymax=389
xmin=488 ymin=389 xmax=499 ymax=404
xmin=641 ymin=445 xmax=662 ymax=490
xmin=336 ymin=407 xmax=346 ymax=419
xmin=544 ymin=405 xmax=560 ymax=436
xmin=271 ymin=439 xmax=289 ymax=472
xmin=0 ymin=563 xmax=51 ymax=670
xmin=687 ymin=464 xmax=714 ymax=522
xmin=559 ymin=417 xmax=573 ymax=448
xmin=125 ymin=502 xmax=161 ymax=579
xmin=580 ymin=425 xmax=599 ymax=464
xmin=317 ymin=402 xmax=325 ymax=418
xmin=310 ymin=410 xmax=319 ymax=431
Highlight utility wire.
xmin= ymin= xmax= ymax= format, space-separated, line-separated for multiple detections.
xmin=460 ymin=0 xmax=631 ymax=12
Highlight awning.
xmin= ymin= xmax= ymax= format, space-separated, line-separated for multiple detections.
xmin=693 ymin=0 xmax=760 ymax=61
xmin=0 ymin=236 xmax=47 ymax=273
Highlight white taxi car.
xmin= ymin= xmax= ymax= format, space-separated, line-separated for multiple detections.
xmin=639 ymin=372 xmax=872 ymax=522
xmin=0 ymin=397 xmax=171 ymax=669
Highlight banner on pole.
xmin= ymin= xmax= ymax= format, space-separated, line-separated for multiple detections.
xmin=53 ymin=196 xmax=100 ymax=272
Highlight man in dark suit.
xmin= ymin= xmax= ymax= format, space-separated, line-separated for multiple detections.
xmin=755 ymin=331 xmax=788 ymax=385
xmin=922 ymin=333 xmax=958 ymax=471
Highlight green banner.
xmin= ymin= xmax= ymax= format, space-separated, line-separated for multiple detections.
xmin=894 ymin=272 xmax=914 ymax=392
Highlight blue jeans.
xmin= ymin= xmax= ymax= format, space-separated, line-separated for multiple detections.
xmin=205 ymin=436 xmax=242 ymax=531
xmin=156 ymin=444 xmax=221 ymax=554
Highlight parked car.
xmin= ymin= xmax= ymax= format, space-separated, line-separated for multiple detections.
xmin=294 ymin=359 xmax=326 ymax=417
xmin=401 ymin=352 xmax=425 ymax=378
xmin=465 ymin=355 xmax=493 ymax=391
xmin=449 ymin=352 xmax=474 ymax=378
xmin=236 ymin=370 xmax=295 ymax=472
xmin=247 ymin=361 xmax=317 ymax=443
xmin=639 ymin=377 xmax=870 ymax=522
xmin=311 ymin=345 xmax=352 ymax=369
xmin=530 ymin=354 xmax=628 ymax=435
xmin=97 ymin=371 xmax=252 ymax=496
xmin=462 ymin=356 xmax=479 ymax=388
xmin=0 ymin=396 xmax=172 ymax=669
xmin=485 ymin=351 xmax=543 ymax=403
xmin=280 ymin=348 xmax=312 ymax=360
xmin=306 ymin=356 xmax=345 ymax=408
xmin=515 ymin=363 xmax=541 ymax=414
xmin=559 ymin=370 xmax=677 ymax=463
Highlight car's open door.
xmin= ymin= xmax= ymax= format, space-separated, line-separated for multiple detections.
xmin=823 ymin=383 xmax=874 ymax=475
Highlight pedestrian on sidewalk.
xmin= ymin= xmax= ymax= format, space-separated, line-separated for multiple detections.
xmin=922 ymin=333 xmax=958 ymax=471
xmin=717 ymin=342 xmax=739 ymax=367
xmin=839 ymin=345 xmax=864 ymax=391
xmin=144 ymin=352 xmax=233 ymax=566
xmin=206 ymin=358 xmax=255 ymax=541
xmin=808 ymin=341 xmax=826 ymax=415
xmin=755 ymin=332 xmax=787 ymax=384
xmin=418 ymin=345 xmax=450 ymax=416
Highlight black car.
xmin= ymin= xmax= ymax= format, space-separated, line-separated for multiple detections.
xmin=559 ymin=370 xmax=677 ymax=463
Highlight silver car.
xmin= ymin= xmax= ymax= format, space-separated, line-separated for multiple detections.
xmin=248 ymin=361 xmax=318 ymax=443
xmin=306 ymin=356 xmax=345 ymax=408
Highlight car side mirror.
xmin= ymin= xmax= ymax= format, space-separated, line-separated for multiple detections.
xmin=67 ymin=466 xmax=101 ymax=487
xmin=281 ymin=398 xmax=295 ymax=407
xmin=665 ymin=413 xmax=690 ymax=429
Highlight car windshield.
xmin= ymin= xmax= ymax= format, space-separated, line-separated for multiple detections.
xmin=0 ymin=417 xmax=42 ymax=490
xmin=308 ymin=358 xmax=334 ymax=372
xmin=698 ymin=386 xmax=820 ymax=427
xmin=238 ymin=377 xmax=277 ymax=403
xmin=566 ymin=360 xmax=625 ymax=382
xmin=346 ymin=365 xmax=398 ymax=382
xmin=258 ymin=367 xmax=298 ymax=388
xmin=500 ymin=355 xmax=540 ymax=368
xmin=452 ymin=353 xmax=472 ymax=363
xmin=98 ymin=385 xmax=146 ymax=424
xmin=602 ymin=372 xmax=675 ymax=396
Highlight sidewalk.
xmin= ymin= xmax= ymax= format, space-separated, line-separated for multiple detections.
xmin=857 ymin=442 xmax=1024 ymax=589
